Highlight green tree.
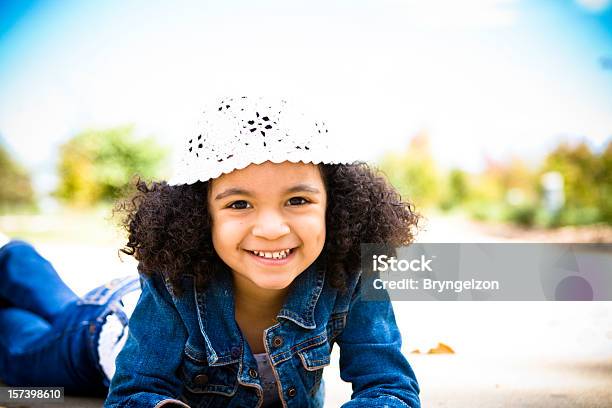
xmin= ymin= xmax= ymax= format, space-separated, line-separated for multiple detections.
xmin=0 ymin=141 xmax=35 ymax=211
xmin=440 ymin=168 xmax=470 ymax=210
xmin=543 ymin=142 xmax=599 ymax=207
xmin=379 ymin=132 xmax=441 ymax=207
xmin=541 ymin=140 xmax=608 ymax=225
xmin=55 ymin=126 xmax=167 ymax=206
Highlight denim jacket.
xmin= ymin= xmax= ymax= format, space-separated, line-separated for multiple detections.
xmin=105 ymin=260 xmax=420 ymax=408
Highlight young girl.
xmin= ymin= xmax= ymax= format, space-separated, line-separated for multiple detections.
xmin=0 ymin=97 xmax=421 ymax=407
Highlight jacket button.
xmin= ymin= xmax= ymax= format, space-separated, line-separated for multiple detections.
xmin=287 ymin=387 xmax=297 ymax=398
xmin=272 ymin=336 xmax=283 ymax=348
xmin=248 ymin=368 xmax=258 ymax=379
xmin=231 ymin=346 xmax=241 ymax=358
xmin=194 ymin=374 xmax=208 ymax=385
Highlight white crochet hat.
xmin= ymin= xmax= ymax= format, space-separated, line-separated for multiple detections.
xmin=169 ymin=97 xmax=352 ymax=185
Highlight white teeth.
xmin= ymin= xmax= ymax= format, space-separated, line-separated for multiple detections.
xmin=251 ymin=249 xmax=291 ymax=259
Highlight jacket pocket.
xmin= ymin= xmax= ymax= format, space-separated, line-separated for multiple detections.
xmin=180 ymin=350 xmax=238 ymax=398
xmin=297 ymin=340 xmax=330 ymax=399
xmin=297 ymin=340 xmax=331 ymax=371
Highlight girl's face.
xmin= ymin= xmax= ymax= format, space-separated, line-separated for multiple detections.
xmin=208 ymin=161 xmax=327 ymax=291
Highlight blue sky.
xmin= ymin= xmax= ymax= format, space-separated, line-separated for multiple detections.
xmin=0 ymin=0 xmax=611 ymax=193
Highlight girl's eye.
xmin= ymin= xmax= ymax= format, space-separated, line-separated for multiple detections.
xmin=287 ymin=197 xmax=309 ymax=206
xmin=228 ymin=200 xmax=251 ymax=210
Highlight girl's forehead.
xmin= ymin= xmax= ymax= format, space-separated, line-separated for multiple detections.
xmin=210 ymin=161 xmax=324 ymax=189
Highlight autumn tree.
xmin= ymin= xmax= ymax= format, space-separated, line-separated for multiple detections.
xmin=55 ymin=126 xmax=167 ymax=206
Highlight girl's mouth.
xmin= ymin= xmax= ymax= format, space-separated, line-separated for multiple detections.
xmin=245 ymin=247 xmax=297 ymax=265
xmin=249 ymin=248 xmax=294 ymax=259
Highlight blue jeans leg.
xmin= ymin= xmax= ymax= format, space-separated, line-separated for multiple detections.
xmin=0 ymin=308 xmax=50 ymax=350
xmin=0 ymin=240 xmax=109 ymax=394
xmin=0 ymin=303 xmax=109 ymax=395
xmin=0 ymin=240 xmax=79 ymax=322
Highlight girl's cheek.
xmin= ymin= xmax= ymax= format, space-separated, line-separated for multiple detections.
xmin=215 ymin=217 xmax=246 ymax=234
xmin=212 ymin=218 xmax=247 ymax=256
xmin=294 ymin=213 xmax=326 ymax=239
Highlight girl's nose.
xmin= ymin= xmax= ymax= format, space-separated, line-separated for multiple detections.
xmin=252 ymin=211 xmax=291 ymax=240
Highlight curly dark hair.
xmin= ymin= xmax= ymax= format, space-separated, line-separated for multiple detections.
xmin=113 ymin=162 xmax=419 ymax=293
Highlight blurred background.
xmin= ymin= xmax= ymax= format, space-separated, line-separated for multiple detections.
xmin=0 ymin=0 xmax=611 ymax=407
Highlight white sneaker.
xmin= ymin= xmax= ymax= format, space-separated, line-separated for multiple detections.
xmin=0 ymin=231 xmax=10 ymax=248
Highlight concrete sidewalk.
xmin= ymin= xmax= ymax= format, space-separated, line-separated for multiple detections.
xmin=323 ymin=352 xmax=612 ymax=407
xmin=3 ymin=354 xmax=611 ymax=407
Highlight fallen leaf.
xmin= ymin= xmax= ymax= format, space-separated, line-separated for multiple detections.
xmin=427 ymin=342 xmax=455 ymax=354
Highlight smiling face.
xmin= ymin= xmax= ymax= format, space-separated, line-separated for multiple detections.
xmin=208 ymin=161 xmax=327 ymax=291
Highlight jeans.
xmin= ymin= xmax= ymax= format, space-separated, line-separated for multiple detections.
xmin=0 ymin=240 xmax=139 ymax=396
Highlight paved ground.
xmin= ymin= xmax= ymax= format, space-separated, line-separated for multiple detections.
xmin=323 ymin=353 xmax=612 ymax=408
xmin=3 ymin=355 xmax=612 ymax=407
